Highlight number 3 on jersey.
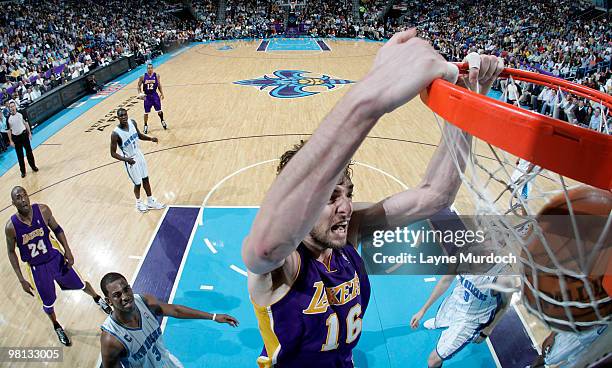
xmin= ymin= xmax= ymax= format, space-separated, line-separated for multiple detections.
xmin=28 ymin=239 xmax=48 ymax=258
xmin=321 ymin=304 xmax=362 ymax=351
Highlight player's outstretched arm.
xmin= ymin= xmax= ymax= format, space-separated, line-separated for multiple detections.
xmin=352 ymin=54 xmax=504 ymax=239
xmin=410 ymin=274 xmax=454 ymax=328
xmin=134 ymin=121 xmax=158 ymax=143
xmin=141 ymin=294 xmax=239 ymax=327
xmin=5 ymin=221 xmax=34 ymax=296
xmin=243 ymin=29 xmax=457 ymax=275
xmin=100 ymin=331 xmax=126 ymax=368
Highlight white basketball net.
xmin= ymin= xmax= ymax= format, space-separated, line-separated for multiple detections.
xmin=433 ymin=88 xmax=612 ymax=335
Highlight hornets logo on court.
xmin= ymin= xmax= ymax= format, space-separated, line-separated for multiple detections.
xmin=234 ymin=70 xmax=354 ymax=99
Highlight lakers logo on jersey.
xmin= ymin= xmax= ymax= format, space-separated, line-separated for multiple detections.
xmin=22 ymin=228 xmax=44 ymax=244
xmin=303 ymin=271 xmax=361 ymax=315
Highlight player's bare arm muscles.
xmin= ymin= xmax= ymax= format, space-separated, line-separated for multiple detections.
xmin=410 ymin=274 xmax=455 ymax=328
xmin=39 ymin=204 xmax=74 ymax=265
xmin=242 ymin=30 xmax=458 ymax=276
xmin=352 ymin=54 xmax=504 ymax=245
xmin=100 ymin=331 xmax=126 ymax=368
xmin=5 ymin=221 xmax=21 ymax=277
xmin=110 ymin=132 xmax=124 ymax=161
xmin=141 ymin=294 xmax=239 ymax=326
xmin=39 ymin=205 xmax=68 ymax=247
xmin=134 ymin=121 xmax=156 ymax=142
xmin=355 ymin=124 xmax=468 ymax=234
xmin=157 ymin=75 xmax=164 ymax=98
xmin=137 ymin=76 xmax=143 ymax=94
xmin=5 ymin=220 xmax=34 ymax=295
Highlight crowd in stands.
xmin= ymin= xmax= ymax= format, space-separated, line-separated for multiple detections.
xmin=0 ymin=0 xmax=197 ymax=108
xmin=394 ymin=0 xmax=611 ymax=90
xmin=192 ymin=0 xmax=218 ymax=35
xmin=391 ymin=0 xmax=611 ymax=132
xmin=0 ymin=0 xmax=609 ymax=148
xmin=497 ymin=74 xmax=611 ymax=133
xmin=301 ymin=0 xmax=355 ymax=38
xmin=218 ymin=0 xmax=280 ymax=39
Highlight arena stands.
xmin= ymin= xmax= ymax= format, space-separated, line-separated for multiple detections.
xmin=0 ymin=0 xmax=198 ymax=106
xmin=0 ymin=0 xmax=609 ymax=137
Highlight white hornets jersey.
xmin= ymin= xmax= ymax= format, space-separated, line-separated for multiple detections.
xmin=113 ymin=119 xmax=141 ymax=158
xmin=437 ymin=264 xmax=506 ymax=326
xmin=101 ymin=294 xmax=182 ymax=368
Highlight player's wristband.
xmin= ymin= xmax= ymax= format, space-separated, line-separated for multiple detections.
xmin=52 ymin=225 xmax=64 ymax=236
xmin=212 ymin=313 xmax=216 ymax=321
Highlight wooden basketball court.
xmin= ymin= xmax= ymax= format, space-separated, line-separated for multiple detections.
xmin=0 ymin=39 xmax=553 ymax=367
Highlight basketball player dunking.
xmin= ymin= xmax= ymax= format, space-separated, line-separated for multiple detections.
xmin=242 ymin=30 xmax=503 ymax=367
xmin=99 ymin=272 xmax=239 ymax=368
xmin=110 ymin=108 xmax=165 ymax=213
xmin=5 ymin=186 xmax=112 ymax=346
xmin=137 ymin=63 xmax=166 ymax=134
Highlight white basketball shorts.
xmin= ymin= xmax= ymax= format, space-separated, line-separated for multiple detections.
xmin=124 ymin=151 xmax=148 ymax=186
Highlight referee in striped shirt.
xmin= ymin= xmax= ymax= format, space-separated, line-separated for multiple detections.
xmin=6 ymin=101 xmax=38 ymax=178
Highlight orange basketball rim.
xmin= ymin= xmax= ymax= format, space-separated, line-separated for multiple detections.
xmin=421 ymin=63 xmax=612 ymax=190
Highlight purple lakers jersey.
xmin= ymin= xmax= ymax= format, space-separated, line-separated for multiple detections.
xmin=253 ymin=243 xmax=371 ymax=367
xmin=11 ymin=204 xmax=62 ymax=266
xmin=143 ymin=72 xmax=159 ymax=95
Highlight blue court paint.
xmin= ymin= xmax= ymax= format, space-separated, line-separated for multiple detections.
xmin=161 ymin=207 xmax=505 ymax=367
xmin=163 ymin=207 xmax=260 ymax=366
xmin=316 ymin=40 xmax=331 ymax=51
xmin=256 ymin=40 xmax=269 ymax=51
xmin=132 ymin=207 xmax=200 ymax=322
xmin=489 ymin=307 xmax=539 ymax=367
xmin=266 ymin=38 xmax=322 ymax=51
xmin=367 ymin=275 xmax=496 ymax=368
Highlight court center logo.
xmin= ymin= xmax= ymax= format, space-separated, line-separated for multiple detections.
xmin=234 ymin=70 xmax=354 ymax=99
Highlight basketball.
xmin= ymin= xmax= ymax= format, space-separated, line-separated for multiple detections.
xmin=522 ymin=186 xmax=612 ymax=331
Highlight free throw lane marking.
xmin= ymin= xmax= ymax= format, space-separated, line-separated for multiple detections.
xmin=204 ymin=238 xmax=218 ymax=254
xmin=230 ymin=264 xmax=248 ymax=277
